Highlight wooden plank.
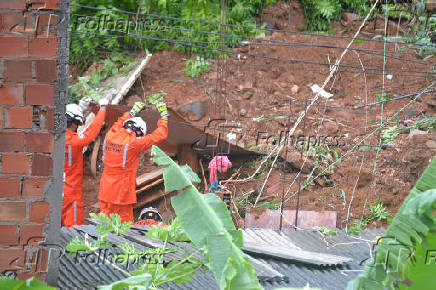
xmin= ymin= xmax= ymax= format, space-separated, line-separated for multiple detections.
xmin=90 ymin=135 xmax=101 ymax=177
xmin=111 ymin=54 xmax=153 ymax=105
xmin=136 ymin=168 xmax=164 ymax=187
xmin=134 ymin=189 xmax=172 ymax=209
xmin=243 ymin=242 xmax=352 ymax=266
xmin=136 ymin=178 xmax=164 ymax=195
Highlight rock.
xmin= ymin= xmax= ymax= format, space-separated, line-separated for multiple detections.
xmin=238 ymin=81 xmax=253 ymax=91
xmin=342 ymin=12 xmax=361 ymax=22
xmin=239 ymin=108 xmax=247 ymax=117
xmin=408 ymin=129 xmax=427 ymax=138
xmin=255 ymin=33 xmax=266 ymax=40
xmin=280 ymin=150 xmax=315 ymax=174
xmin=178 ymin=100 xmax=209 ymax=121
xmin=291 ymin=85 xmax=299 ymax=95
xmin=404 ymin=110 xmax=420 ymax=119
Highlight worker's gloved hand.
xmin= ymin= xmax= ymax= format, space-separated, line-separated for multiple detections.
xmin=130 ymin=102 xmax=147 ymax=117
xmin=78 ymin=97 xmax=92 ymax=112
xmin=156 ymin=102 xmax=169 ymax=118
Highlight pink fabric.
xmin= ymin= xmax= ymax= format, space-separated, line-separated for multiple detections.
xmin=208 ymin=156 xmax=232 ymax=184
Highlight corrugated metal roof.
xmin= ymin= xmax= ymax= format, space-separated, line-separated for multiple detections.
xmin=57 ymin=226 xmax=385 ymax=290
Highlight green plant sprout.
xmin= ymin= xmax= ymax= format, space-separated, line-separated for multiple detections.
xmin=183 ymin=57 xmax=210 ymax=78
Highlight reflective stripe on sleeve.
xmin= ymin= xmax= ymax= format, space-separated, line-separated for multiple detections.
xmin=122 ymin=144 xmax=129 ymax=169
xmin=102 ymin=138 xmax=106 ymax=162
xmin=68 ymin=145 xmax=72 ymax=167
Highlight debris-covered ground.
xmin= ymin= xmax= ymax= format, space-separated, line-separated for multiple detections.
xmin=82 ymin=2 xmax=436 ymax=230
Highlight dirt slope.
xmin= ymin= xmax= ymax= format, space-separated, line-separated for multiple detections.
xmin=82 ymin=1 xmax=436 ymax=229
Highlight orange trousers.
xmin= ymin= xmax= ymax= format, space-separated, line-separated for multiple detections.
xmin=99 ymin=201 xmax=134 ymax=223
xmin=61 ymin=196 xmax=84 ymax=228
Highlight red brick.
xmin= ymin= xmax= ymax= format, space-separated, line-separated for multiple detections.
xmin=5 ymin=107 xmax=33 ymax=128
xmin=25 ymin=84 xmax=54 ymax=105
xmin=2 ymin=153 xmax=30 ymax=174
xmin=0 ymin=201 xmax=26 ymax=222
xmin=0 ymin=36 xmax=27 ymax=57
xmin=17 ymin=272 xmax=46 ymax=282
xmin=22 ymin=178 xmax=48 ymax=198
xmin=0 ymin=248 xmax=26 ymax=272
xmin=4 ymin=60 xmax=32 ymax=82
xmin=38 ymin=249 xmax=49 ymax=272
xmin=40 ymin=108 xmax=54 ymax=130
xmin=0 ymin=225 xmax=18 ymax=246
xmin=0 ymin=0 xmax=26 ymax=9
xmin=36 ymin=60 xmax=57 ymax=83
xmin=32 ymin=154 xmax=52 ymax=176
xmin=0 ymin=177 xmax=20 ymax=198
xmin=36 ymin=14 xmax=58 ymax=36
xmin=30 ymin=0 xmax=60 ymax=10
xmin=29 ymin=201 xmax=50 ymax=223
xmin=0 ymin=131 xmax=25 ymax=152
xmin=29 ymin=36 xmax=57 ymax=58
xmin=0 ymin=84 xmax=25 ymax=105
xmin=27 ymin=247 xmax=49 ymax=272
xmin=26 ymin=132 xmax=53 ymax=153
xmin=1 ymin=12 xmax=27 ymax=34
xmin=20 ymin=224 xmax=45 ymax=245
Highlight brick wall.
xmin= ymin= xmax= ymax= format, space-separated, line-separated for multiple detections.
xmin=0 ymin=0 xmax=68 ymax=285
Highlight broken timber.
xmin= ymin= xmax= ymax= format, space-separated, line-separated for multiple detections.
xmin=136 ymin=167 xmax=165 ymax=188
xmin=136 ymin=178 xmax=164 ymax=195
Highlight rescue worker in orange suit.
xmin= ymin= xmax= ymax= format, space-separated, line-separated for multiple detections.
xmin=97 ymin=102 xmax=168 ymax=222
xmin=62 ymin=98 xmax=108 ymax=228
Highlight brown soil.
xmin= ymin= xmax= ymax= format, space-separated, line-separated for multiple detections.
xmin=82 ymin=1 xmax=436 ymax=229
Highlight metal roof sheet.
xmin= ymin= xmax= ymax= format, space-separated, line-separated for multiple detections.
xmin=57 ymin=226 xmax=386 ymax=289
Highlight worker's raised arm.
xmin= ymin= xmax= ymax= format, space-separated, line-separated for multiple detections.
xmin=132 ymin=118 xmax=168 ymax=152
xmin=73 ymin=108 xmax=106 ymax=147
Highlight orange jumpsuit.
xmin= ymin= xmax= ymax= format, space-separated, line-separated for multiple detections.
xmin=98 ymin=113 xmax=168 ymax=222
xmin=62 ymin=109 xmax=106 ymax=228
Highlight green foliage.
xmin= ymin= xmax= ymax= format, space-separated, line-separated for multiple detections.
xmin=183 ymin=56 xmax=210 ymax=78
xmin=368 ymin=199 xmax=391 ymax=222
xmin=381 ymin=125 xmax=399 ymax=149
xmin=348 ymin=156 xmax=436 ymax=289
xmin=347 ymin=200 xmax=390 ymax=235
xmin=302 ymin=143 xmax=340 ymax=177
xmin=256 ymin=201 xmax=281 ymax=210
xmin=98 ymin=274 xmax=152 ymax=290
xmin=319 ymin=225 xmax=337 ymax=235
xmin=130 ymin=251 xmax=205 ymax=287
xmin=347 ymin=219 xmax=366 ymax=234
xmin=146 ymin=217 xmax=190 ymax=242
xmin=0 ymin=277 xmax=55 ymax=289
xmin=90 ymin=212 xmax=132 ymax=236
xmin=151 ymin=145 xmax=262 ymax=289
xmin=146 ymin=91 xmax=166 ymax=105
xmin=66 ymin=234 xmax=111 ymax=255
xmin=300 ymin=0 xmax=343 ymax=31
xmin=69 ymin=53 xmax=134 ymax=103
xmin=70 ymin=0 xmax=270 ymax=71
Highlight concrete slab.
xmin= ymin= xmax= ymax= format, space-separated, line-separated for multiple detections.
xmin=245 ymin=208 xmax=336 ymax=230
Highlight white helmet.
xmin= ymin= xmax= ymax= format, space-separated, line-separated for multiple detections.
xmin=66 ymin=104 xmax=85 ymax=126
xmin=123 ymin=117 xmax=147 ymax=137
xmin=139 ymin=207 xmax=163 ymax=222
